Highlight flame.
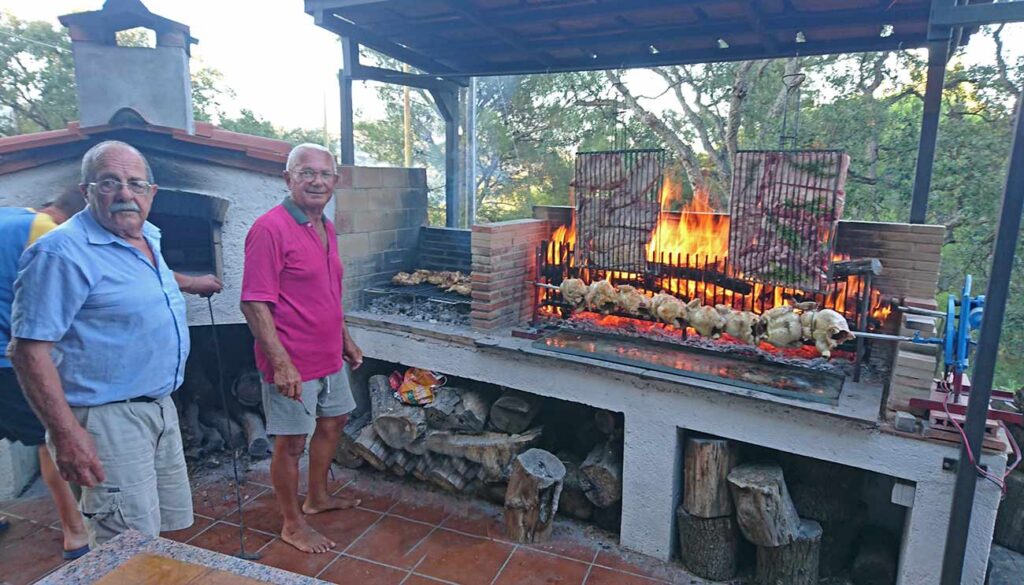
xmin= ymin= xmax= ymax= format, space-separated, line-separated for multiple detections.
xmin=646 ymin=179 xmax=729 ymax=264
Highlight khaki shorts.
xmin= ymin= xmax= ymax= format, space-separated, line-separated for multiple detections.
xmin=262 ymin=368 xmax=356 ymax=436
xmin=50 ymin=395 xmax=193 ymax=546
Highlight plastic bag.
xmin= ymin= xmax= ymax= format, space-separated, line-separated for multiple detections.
xmin=388 ymin=367 xmax=444 ymax=405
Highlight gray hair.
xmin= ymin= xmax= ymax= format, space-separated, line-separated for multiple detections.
xmin=286 ymin=143 xmax=337 ymax=173
xmin=80 ymin=140 xmax=154 ymax=184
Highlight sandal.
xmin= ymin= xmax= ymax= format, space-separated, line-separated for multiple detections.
xmin=62 ymin=544 xmax=90 ymax=560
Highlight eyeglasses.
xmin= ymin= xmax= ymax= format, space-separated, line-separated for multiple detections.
xmin=291 ymin=169 xmax=337 ymax=182
xmin=88 ymin=179 xmax=153 ymax=196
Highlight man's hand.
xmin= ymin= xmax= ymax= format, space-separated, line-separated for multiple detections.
xmin=343 ymin=339 xmax=363 ymax=370
xmin=52 ymin=424 xmax=105 ymax=487
xmin=180 ymin=274 xmax=223 ymax=297
xmin=273 ymin=359 xmax=303 ymax=401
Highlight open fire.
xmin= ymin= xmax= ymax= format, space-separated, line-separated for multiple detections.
xmin=538 ymin=169 xmax=893 ymax=360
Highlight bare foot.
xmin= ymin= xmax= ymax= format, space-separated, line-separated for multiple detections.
xmin=302 ymin=494 xmax=361 ymax=515
xmin=281 ymin=522 xmax=336 ymax=553
xmin=63 ymin=530 xmax=90 ymax=554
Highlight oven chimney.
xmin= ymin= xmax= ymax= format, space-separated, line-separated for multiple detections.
xmin=58 ymin=0 xmax=198 ymax=134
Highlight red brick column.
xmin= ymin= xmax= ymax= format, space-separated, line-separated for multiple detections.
xmin=471 ymin=219 xmax=551 ymax=331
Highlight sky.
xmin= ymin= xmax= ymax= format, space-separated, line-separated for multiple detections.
xmin=6 ymin=1 xmax=1024 ymax=134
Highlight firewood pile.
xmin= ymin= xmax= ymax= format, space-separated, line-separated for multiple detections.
xmin=334 ymin=375 xmax=625 ymax=533
xmin=677 ymin=436 xmax=898 ymax=584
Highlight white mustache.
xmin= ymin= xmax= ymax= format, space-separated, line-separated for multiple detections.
xmin=110 ymin=202 xmax=141 ymax=213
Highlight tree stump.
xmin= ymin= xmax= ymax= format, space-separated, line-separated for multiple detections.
xmin=851 ymin=526 xmax=898 ymax=585
xmin=756 ymin=519 xmax=822 ymax=585
xmin=995 ymin=471 xmax=1024 ymax=554
xmin=727 ymin=463 xmax=801 ymax=547
xmin=353 ymin=424 xmax=389 ymax=470
xmin=369 ymin=375 xmax=427 ymax=449
xmin=504 ymin=448 xmax=566 ymax=543
xmin=489 ymin=390 xmax=542 ymax=434
xmin=676 ymin=506 xmax=739 ymax=581
xmin=580 ymin=439 xmax=623 ymax=508
xmin=683 ymin=436 xmax=737 ymax=518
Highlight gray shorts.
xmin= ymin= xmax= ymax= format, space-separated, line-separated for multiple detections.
xmin=262 ymin=368 xmax=356 ymax=436
xmin=50 ymin=395 xmax=193 ymax=546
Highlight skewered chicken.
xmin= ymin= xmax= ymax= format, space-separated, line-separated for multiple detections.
xmin=799 ymin=308 xmax=855 ymax=358
xmin=616 ymin=285 xmax=649 ymax=316
xmin=559 ymin=278 xmax=587 ymax=309
xmin=446 ymin=283 xmax=472 ymax=297
xmin=585 ymin=280 xmax=619 ymax=314
xmin=684 ymin=298 xmax=726 ymax=338
xmin=715 ymin=305 xmax=762 ymax=345
xmin=649 ymin=293 xmax=686 ymax=328
xmin=760 ymin=305 xmax=806 ymax=349
xmin=392 ymin=271 xmax=414 ymax=285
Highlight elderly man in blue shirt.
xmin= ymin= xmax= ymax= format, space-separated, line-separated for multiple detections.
xmin=9 ymin=140 xmax=220 ymax=545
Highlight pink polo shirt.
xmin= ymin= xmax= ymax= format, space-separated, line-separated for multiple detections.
xmin=241 ymin=198 xmax=344 ymax=382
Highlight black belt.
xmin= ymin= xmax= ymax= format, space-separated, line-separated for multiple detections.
xmin=124 ymin=395 xmax=159 ymax=404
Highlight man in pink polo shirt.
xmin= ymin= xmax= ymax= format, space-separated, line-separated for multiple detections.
xmin=240 ymin=143 xmax=363 ymax=554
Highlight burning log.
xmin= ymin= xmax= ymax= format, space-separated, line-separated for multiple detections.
xmin=580 ymin=438 xmax=623 ymax=508
xmin=850 ymin=526 xmax=898 ymax=585
xmin=425 ymin=387 xmax=491 ymax=432
xmin=236 ymin=409 xmax=270 ymax=459
xmin=676 ymin=506 xmax=740 ymax=581
xmin=333 ymin=413 xmax=370 ymax=469
xmin=504 ymin=449 xmax=566 ymax=544
xmin=426 ymin=428 xmax=543 ymax=481
xmin=755 ymin=519 xmax=822 ymax=585
xmin=489 ymin=390 xmax=542 ymax=434
xmin=727 ymin=463 xmax=802 ymax=547
xmin=353 ymin=425 xmax=390 ymax=471
xmin=683 ymin=437 xmax=737 ymax=518
xmin=369 ymin=374 xmax=427 ymax=449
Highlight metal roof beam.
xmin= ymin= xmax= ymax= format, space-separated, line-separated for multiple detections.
xmin=931 ymin=1 xmax=1024 ymax=27
xmin=445 ymin=0 xmax=554 ymax=68
xmin=351 ymin=64 xmax=466 ymax=90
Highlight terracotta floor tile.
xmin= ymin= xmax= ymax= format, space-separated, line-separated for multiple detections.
xmin=233 ymin=492 xmax=292 ymax=535
xmin=0 ymin=495 xmax=60 ymax=526
xmin=0 ymin=526 xmax=66 ymax=585
xmin=305 ymin=506 xmax=382 ymax=550
xmin=411 ymin=528 xmax=515 ymax=585
xmin=584 ymin=566 xmax=667 ymax=585
xmin=0 ymin=515 xmax=47 ymax=547
xmin=389 ymin=492 xmax=451 ymax=525
xmin=256 ymin=538 xmax=340 ymax=577
xmin=494 ymin=547 xmax=589 ymax=585
xmin=527 ymin=537 xmax=600 ymax=564
xmin=440 ymin=506 xmax=507 ymax=541
xmin=346 ymin=515 xmax=434 ymax=569
xmin=299 ymin=464 xmax=355 ymax=496
xmin=187 ymin=521 xmax=274 ymax=557
xmin=192 ymin=480 xmax=267 ymax=520
xmin=319 ymin=554 xmax=408 ymax=585
xmin=404 ymin=576 xmax=453 ymax=585
xmin=594 ymin=550 xmax=670 ymax=580
xmin=161 ymin=515 xmax=214 ymax=543
xmin=334 ymin=477 xmax=402 ymax=513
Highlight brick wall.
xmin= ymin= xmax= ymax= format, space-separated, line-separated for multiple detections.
xmin=418 ymin=227 xmax=472 ymax=273
xmin=471 ymin=219 xmax=551 ymax=331
xmin=834 ymin=221 xmax=945 ymax=301
xmin=335 ymin=166 xmax=428 ymax=308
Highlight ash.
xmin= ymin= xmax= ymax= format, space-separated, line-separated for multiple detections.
xmin=366 ymin=294 xmax=471 ymax=326
xmin=547 ymin=316 xmax=889 ymax=383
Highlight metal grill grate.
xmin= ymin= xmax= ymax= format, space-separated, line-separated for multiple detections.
xmin=572 ymin=149 xmax=665 ymax=273
xmin=363 ymin=282 xmax=470 ymax=306
xmin=728 ymin=150 xmax=848 ymax=292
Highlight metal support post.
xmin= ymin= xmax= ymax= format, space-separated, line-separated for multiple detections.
xmin=909 ymin=36 xmax=950 ymax=224
xmin=940 ymin=93 xmax=1024 ymax=585
xmin=339 ymin=37 xmax=356 ymax=165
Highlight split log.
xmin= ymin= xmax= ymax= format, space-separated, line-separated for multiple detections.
xmin=369 ymin=375 xmax=426 ymax=449
xmin=333 ymin=413 xmax=369 ymax=469
xmin=181 ymin=400 xmax=203 ymax=450
xmin=236 ymin=410 xmax=271 ymax=459
xmin=580 ymin=439 xmax=623 ymax=508
xmin=756 ymin=519 xmax=822 ymax=585
xmin=833 ymin=258 xmax=883 ymax=278
xmin=198 ymin=406 xmax=245 ymax=449
xmin=387 ymin=450 xmax=416 ymax=477
xmin=995 ymin=471 xmax=1024 ymax=554
xmin=411 ymin=455 xmax=431 ymax=482
xmin=683 ymin=437 xmax=737 ymax=518
xmin=558 ymin=456 xmax=594 ymax=521
xmin=426 ymin=428 xmax=543 ymax=481
xmin=353 ymin=425 xmax=389 ymax=471
xmin=404 ymin=432 xmax=429 ymax=456
xmin=231 ymin=370 xmax=263 ymax=408
xmin=676 ymin=506 xmax=739 ymax=581
xmin=592 ymin=502 xmax=621 ymax=533
xmin=850 ymin=526 xmax=898 ymax=585
xmin=727 ymin=463 xmax=802 ymax=547
xmin=424 ymin=389 xmax=462 ymax=429
xmin=428 ymin=457 xmax=474 ymax=492
xmin=504 ymin=449 xmax=566 ymax=543
xmin=198 ymin=421 xmax=224 ymax=453
xmin=489 ymin=390 xmax=542 ymax=434
xmin=453 ymin=388 xmax=491 ymax=432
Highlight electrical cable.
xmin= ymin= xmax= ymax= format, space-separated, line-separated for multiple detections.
xmin=940 ymin=372 xmax=1008 ymax=493
xmin=206 ymin=296 xmax=261 ymax=560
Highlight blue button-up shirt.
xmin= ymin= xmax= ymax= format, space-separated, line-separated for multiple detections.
xmin=11 ymin=210 xmax=189 ymax=407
